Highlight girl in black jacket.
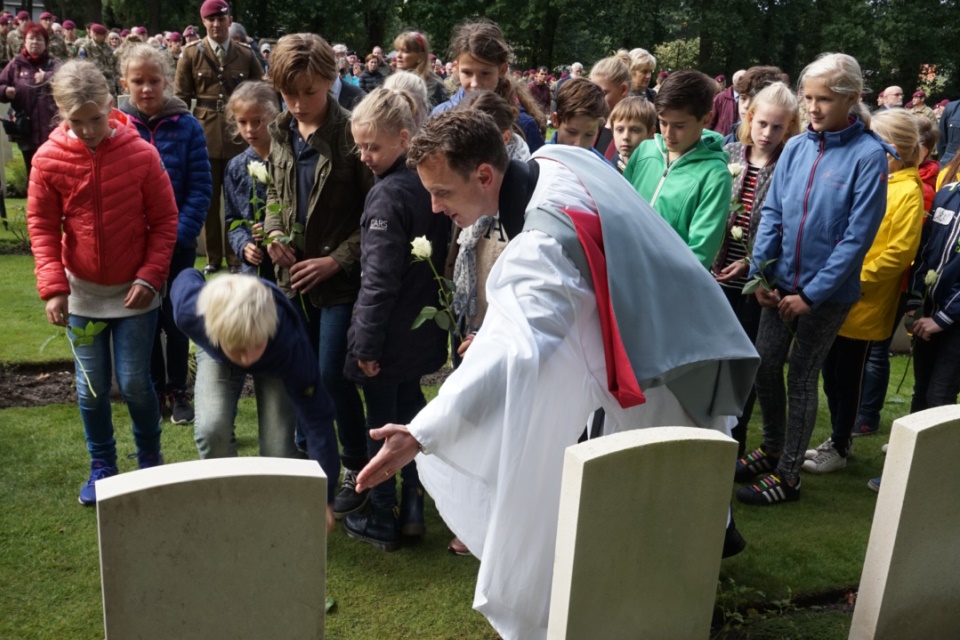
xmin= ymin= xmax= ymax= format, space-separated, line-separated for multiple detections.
xmin=342 ymin=82 xmax=449 ymax=551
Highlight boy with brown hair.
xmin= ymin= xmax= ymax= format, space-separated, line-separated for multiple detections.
xmin=623 ymin=70 xmax=732 ymax=268
xmin=262 ymin=32 xmax=375 ymax=521
xmin=550 ymin=77 xmax=609 ymax=155
xmin=608 ymin=95 xmax=656 ymax=173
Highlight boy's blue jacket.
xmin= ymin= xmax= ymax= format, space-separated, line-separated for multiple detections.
xmin=171 ymin=269 xmax=340 ymax=501
xmin=751 ymin=118 xmax=891 ymax=307
xmin=122 ymin=97 xmax=212 ymax=248
xmin=908 ymin=184 xmax=960 ymax=328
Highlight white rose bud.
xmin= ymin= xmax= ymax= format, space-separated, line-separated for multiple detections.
xmin=411 ymin=236 xmax=433 ymax=260
xmin=728 ymin=163 xmax=742 ymax=177
xmin=730 ymin=226 xmax=744 ymax=242
xmin=925 ymin=269 xmax=938 ymax=287
xmin=247 ymin=160 xmax=270 ymax=184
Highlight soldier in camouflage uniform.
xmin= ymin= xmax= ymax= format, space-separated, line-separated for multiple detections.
xmin=0 ymin=15 xmax=13 ymax=68
xmin=39 ymin=12 xmax=70 ymax=62
xmin=76 ymin=24 xmax=117 ymax=94
xmin=7 ymin=12 xmax=28 ymax=62
xmin=62 ymin=19 xmax=80 ymax=55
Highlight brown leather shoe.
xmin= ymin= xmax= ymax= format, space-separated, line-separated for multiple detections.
xmin=447 ymin=537 xmax=471 ymax=556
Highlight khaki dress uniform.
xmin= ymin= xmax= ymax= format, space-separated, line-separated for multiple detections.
xmin=175 ymin=37 xmax=263 ymax=269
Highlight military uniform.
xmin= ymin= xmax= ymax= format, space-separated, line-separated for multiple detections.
xmin=47 ymin=33 xmax=70 ymax=61
xmin=76 ymin=37 xmax=117 ymax=93
xmin=175 ymin=36 xmax=263 ymax=268
xmin=910 ymin=104 xmax=938 ymax=127
xmin=0 ymin=31 xmax=9 ymax=67
xmin=7 ymin=28 xmax=22 ymax=62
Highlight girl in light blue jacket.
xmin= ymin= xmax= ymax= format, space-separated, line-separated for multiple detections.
xmin=734 ymin=53 xmax=890 ymax=506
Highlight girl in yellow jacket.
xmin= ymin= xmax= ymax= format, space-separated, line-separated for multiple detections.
xmin=806 ymin=109 xmax=925 ymax=473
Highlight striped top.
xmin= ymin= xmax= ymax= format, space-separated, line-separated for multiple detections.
xmin=719 ymin=163 xmax=761 ymax=292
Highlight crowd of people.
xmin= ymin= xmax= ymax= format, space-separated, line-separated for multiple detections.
xmin=18 ymin=0 xmax=960 ymax=638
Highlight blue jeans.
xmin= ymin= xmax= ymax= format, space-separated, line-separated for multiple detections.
xmin=363 ymin=380 xmax=426 ymax=509
xmin=855 ymin=293 xmax=908 ymax=429
xmin=193 ymin=349 xmax=298 ymax=458
xmin=296 ymin=301 xmax=367 ymax=471
xmin=151 ymin=245 xmax=197 ymax=391
xmin=70 ymin=310 xmax=161 ymax=466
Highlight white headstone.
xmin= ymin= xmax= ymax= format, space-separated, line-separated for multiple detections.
xmin=548 ymin=427 xmax=736 ymax=639
xmin=850 ymin=405 xmax=960 ymax=640
xmin=96 ymin=457 xmax=328 ymax=640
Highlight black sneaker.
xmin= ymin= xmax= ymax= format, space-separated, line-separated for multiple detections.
xmin=343 ymin=505 xmax=400 ymax=552
xmin=734 ymin=447 xmax=781 ymax=483
xmin=202 ymin=264 xmax=220 ymax=276
xmin=170 ymin=389 xmax=194 ymax=425
xmin=736 ymin=474 xmax=801 ymax=506
xmin=333 ymin=469 xmax=369 ymax=520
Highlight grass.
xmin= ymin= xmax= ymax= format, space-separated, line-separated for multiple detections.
xmin=0 ymin=247 xmax=919 ymax=638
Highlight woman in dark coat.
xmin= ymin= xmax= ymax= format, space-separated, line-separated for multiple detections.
xmin=0 ymin=22 xmax=61 ymax=173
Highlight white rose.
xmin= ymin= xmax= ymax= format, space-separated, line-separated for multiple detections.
xmin=730 ymin=226 xmax=744 ymax=242
xmin=411 ymin=236 xmax=432 ymax=260
xmin=247 ymin=160 xmax=270 ymax=184
xmin=728 ymin=163 xmax=743 ymax=177
xmin=925 ymin=269 xmax=938 ymax=287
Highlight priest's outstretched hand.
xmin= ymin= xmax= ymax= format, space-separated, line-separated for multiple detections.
xmin=355 ymin=424 xmax=422 ymax=492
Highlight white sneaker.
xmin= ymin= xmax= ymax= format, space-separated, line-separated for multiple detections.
xmin=802 ymin=440 xmax=848 ymax=473
xmin=805 ymin=438 xmax=834 ymax=460
xmin=881 ymin=443 xmax=889 ymax=454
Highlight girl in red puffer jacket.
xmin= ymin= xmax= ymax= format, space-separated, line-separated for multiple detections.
xmin=27 ymin=60 xmax=178 ymax=506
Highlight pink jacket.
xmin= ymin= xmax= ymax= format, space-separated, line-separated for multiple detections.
xmin=28 ymin=109 xmax=178 ymax=300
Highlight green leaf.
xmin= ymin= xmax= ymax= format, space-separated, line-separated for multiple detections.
xmin=325 ymin=596 xmax=335 ymax=613
xmin=91 ymin=322 xmax=107 ymax=335
xmin=76 ymin=337 xmax=94 ymax=347
xmin=291 ymin=222 xmax=305 ymax=235
xmin=266 ymin=203 xmax=281 ymax=214
xmin=276 ymin=236 xmax=293 ymax=246
xmin=434 ymin=311 xmax=451 ymax=331
xmin=85 ymin=320 xmax=96 ymax=334
xmin=411 ymin=306 xmax=437 ymax=330
xmin=69 ymin=326 xmax=84 ymax=336
xmin=229 ymin=219 xmax=251 ymax=231
xmin=742 ymin=278 xmax=761 ymax=295
xmin=441 ymin=277 xmax=456 ymax=293
xmin=249 ymin=195 xmax=263 ymax=206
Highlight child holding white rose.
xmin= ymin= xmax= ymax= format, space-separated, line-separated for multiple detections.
xmin=223 ymin=81 xmax=280 ymax=283
xmin=342 ymin=83 xmax=449 ymax=551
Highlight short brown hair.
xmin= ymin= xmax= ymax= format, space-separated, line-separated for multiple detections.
xmin=268 ymin=33 xmax=336 ymax=94
xmin=556 ymin=77 xmax=608 ymax=123
xmin=733 ymin=65 xmax=785 ymax=100
xmin=407 ymin=110 xmax=509 ymax=180
xmin=915 ymin=115 xmax=940 ymax=152
xmin=459 ymin=89 xmax=517 ymax=134
xmin=655 ymin=70 xmax=715 ymax=119
xmin=609 ymin=96 xmax=657 ymax=132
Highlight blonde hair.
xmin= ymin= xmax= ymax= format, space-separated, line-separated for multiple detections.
xmin=628 ymin=48 xmax=656 ymax=72
xmin=225 ymin=80 xmax=280 ymax=141
xmin=119 ymin=43 xmax=174 ymax=95
xmin=351 ymin=86 xmax=420 ymax=142
xmin=51 ymin=60 xmax=112 ymax=118
xmin=609 ymin=95 xmax=657 ymax=131
xmin=383 ymin=71 xmax=430 ymax=131
xmin=737 ymin=82 xmax=801 ymax=146
xmin=871 ymin=110 xmax=921 ymax=168
xmin=393 ymin=31 xmax=432 ymax=77
xmin=799 ymin=53 xmax=869 ymax=127
xmin=590 ymin=54 xmax=631 ymax=88
xmin=197 ymin=274 xmax=278 ymax=351
xmin=268 ymin=33 xmax=337 ymax=94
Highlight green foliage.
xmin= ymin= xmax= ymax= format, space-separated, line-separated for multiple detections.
xmin=5 ymin=155 xmax=27 ymax=198
xmin=655 ymin=37 xmax=701 ymax=72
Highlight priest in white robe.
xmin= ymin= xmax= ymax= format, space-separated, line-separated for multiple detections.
xmin=355 ymin=111 xmax=758 ymax=640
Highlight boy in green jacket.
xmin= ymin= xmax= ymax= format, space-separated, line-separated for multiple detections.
xmin=623 ymin=70 xmax=732 ymax=268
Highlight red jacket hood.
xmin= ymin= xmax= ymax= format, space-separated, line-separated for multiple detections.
xmin=46 ymin=108 xmax=141 ymax=153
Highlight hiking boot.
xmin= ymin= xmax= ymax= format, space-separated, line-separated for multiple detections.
xmin=399 ymin=482 xmax=425 ymax=538
xmin=137 ymin=451 xmax=164 ymax=470
xmin=333 ymin=469 xmax=369 ymax=520
xmin=867 ymin=476 xmax=882 ymax=493
xmin=734 ymin=447 xmax=780 ymax=483
xmin=802 ymin=439 xmax=847 ymax=474
xmin=343 ymin=505 xmax=401 ymax=552
xmin=736 ymin=474 xmax=801 ymax=506
xmin=170 ymin=389 xmax=194 ymax=425
xmin=79 ymin=459 xmax=119 ymax=506
xmin=852 ymin=423 xmax=880 ymax=437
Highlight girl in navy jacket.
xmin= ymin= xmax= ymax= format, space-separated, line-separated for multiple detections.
xmin=736 ymin=53 xmax=890 ymax=506
xmin=120 ymin=43 xmax=212 ymax=424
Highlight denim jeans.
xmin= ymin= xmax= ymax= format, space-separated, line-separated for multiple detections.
xmin=151 ymin=245 xmax=197 ymax=391
xmin=822 ymin=335 xmax=871 ymax=457
xmin=193 ymin=349 xmax=298 ymax=458
xmin=754 ymin=302 xmax=851 ymax=481
xmin=363 ymin=380 xmax=426 ymax=509
xmin=911 ymin=324 xmax=960 ymax=412
xmin=70 ymin=310 xmax=161 ymax=466
xmin=296 ymin=301 xmax=367 ymax=471
xmin=855 ymin=293 xmax=907 ymax=429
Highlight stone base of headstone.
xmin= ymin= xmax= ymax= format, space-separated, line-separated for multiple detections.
xmin=850 ymin=405 xmax=960 ymax=639
xmin=548 ymin=427 xmax=736 ymax=639
xmin=96 ymin=457 xmax=328 ymax=640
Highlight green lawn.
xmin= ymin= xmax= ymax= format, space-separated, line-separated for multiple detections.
xmin=0 ymin=248 xmax=918 ymax=638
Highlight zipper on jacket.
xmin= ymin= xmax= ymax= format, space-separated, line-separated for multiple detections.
xmin=794 ymin=136 xmax=826 ymax=291
xmin=650 ymin=142 xmax=698 ymax=206
xmin=93 ymin=145 xmax=105 ymax=284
